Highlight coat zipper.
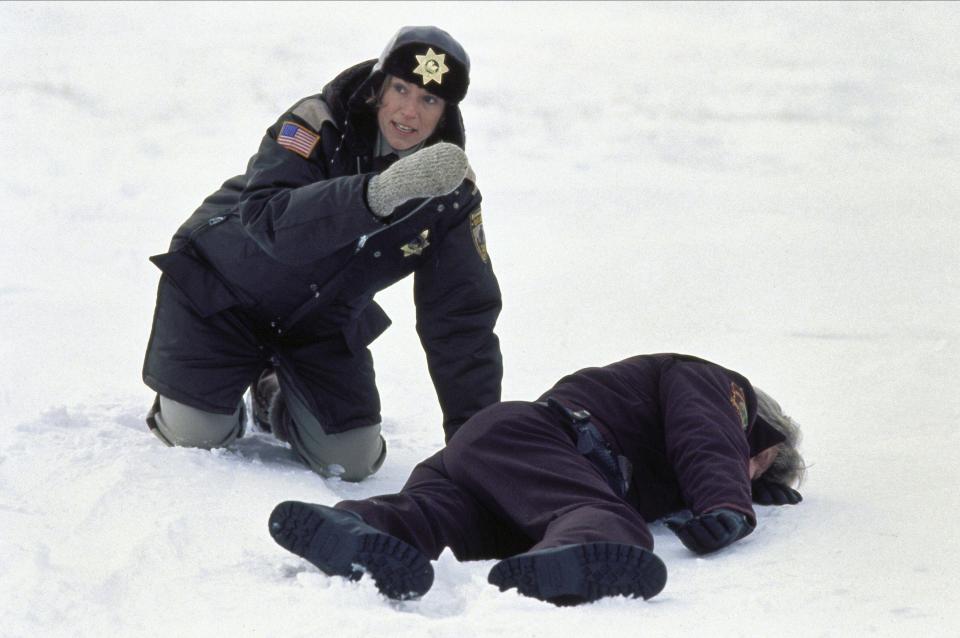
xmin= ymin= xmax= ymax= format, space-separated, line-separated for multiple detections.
xmin=187 ymin=212 xmax=235 ymax=245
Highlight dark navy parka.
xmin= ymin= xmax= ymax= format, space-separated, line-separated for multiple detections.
xmin=149 ymin=52 xmax=502 ymax=439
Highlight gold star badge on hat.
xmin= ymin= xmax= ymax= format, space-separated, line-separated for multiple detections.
xmin=412 ymin=48 xmax=449 ymax=86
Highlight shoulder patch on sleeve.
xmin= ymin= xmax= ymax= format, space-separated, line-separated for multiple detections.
xmin=729 ymin=382 xmax=749 ymax=430
xmin=291 ymin=97 xmax=335 ymax=132
xmin=276 ymin=121 xmax=320 ymax=158
xmin=469 ymin=208 xmax=488 ymax=263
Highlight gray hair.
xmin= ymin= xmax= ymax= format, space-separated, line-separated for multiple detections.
xmin=754 ymin=387 xmax=806 ymax=487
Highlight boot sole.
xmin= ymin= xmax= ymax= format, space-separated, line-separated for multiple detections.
xmin=488 ymin=542 xmax=667 ymax=605
xmin=269 ymin=501 xmax=434 ymax=600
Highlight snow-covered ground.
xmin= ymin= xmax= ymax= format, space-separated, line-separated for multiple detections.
xmin=2 ymin=2 xmax=959 ymax=636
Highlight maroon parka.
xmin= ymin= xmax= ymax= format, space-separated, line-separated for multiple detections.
xmin=542 ymin=353 xmax=777 ymax=525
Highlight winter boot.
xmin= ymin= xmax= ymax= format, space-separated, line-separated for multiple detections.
xmin=487 ymin=542 xmax=667 ymax=605
xmin=269 ymin=501 xmax=434 ymax=600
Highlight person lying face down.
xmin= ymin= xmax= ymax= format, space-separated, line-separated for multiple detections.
xmin=268 ymin=353 xmax=806 ymax=605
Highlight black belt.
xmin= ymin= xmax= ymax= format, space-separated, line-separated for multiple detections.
xmin=539 ymin=397 xmax=633 ymax=499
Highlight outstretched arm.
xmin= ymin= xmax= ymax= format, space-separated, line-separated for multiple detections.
xmin=659 ymin=359 xmax=758 ymax=554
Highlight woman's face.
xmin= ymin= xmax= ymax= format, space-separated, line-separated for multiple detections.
xmin=377 ymin=75 xmax=446 ymax=151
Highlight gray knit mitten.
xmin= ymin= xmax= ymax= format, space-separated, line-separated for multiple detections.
xmin=366 ymin=142 xmax=469 ymax=218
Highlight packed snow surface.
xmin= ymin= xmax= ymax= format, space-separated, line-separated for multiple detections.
xmin=2 ymin=2 xmax=958 ymax=636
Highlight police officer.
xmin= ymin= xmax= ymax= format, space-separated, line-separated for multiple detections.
xmin=142 ymin=26 xmax=502 ymax=481
xmin=268 ymin=353 xmax=806 ymax=604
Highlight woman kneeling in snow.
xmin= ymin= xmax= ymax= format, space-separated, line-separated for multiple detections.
xmin=268 ymin=353 xmax=805 ymax=605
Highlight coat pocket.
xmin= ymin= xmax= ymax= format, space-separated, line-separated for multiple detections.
xmin=340 ymin=301 xmax=392 ymax=355
xmin=150 ymin=250 xmax=246 ymax=318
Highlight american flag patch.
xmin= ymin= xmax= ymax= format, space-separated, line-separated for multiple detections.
xmin=276 ymin=121 xmax=320 ymax=158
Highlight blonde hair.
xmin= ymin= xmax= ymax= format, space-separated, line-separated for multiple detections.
xmin=754 ymin=388 xmax=806 ymax=487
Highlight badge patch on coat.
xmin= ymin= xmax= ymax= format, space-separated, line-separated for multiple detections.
xmin=276 ymin=121 xmax=320 ymax=158
xmin=469 ymin=209 xmax=488 ymax=263
xmin=401 ymin=230 xmax=430 ymax=257
xmin=730 ymin=382 xmax=749 ymax=430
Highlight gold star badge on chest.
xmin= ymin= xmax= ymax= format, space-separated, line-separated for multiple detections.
xmin=412 ymin=48 xmax=449 ymax=86
xmin=401 ymin=230 xmax=431 ymax=257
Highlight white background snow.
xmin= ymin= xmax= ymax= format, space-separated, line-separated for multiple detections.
xmin=2 ymin=2 xmax=959 ymax=636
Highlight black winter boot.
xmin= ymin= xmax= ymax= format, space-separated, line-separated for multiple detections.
xmin=269 ymin=501 xmax=434 ymax=600
xmin=488 ymin=542 xmax=667 ymax=605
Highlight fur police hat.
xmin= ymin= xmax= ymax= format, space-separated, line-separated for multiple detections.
xmin=377 ymin=26 xmax=470 ymax=103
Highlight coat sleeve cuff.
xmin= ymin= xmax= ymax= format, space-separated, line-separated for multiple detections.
xmin=360 ymin=173 xmax=387 ymax=223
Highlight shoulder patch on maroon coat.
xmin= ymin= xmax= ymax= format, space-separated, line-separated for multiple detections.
xmin=730 ymin=382 xmax=749 ymax=430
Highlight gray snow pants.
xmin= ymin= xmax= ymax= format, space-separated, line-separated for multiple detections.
xmin=148 ymin=394 xmax=385 ymax=481
xmin=143 ymin=275 xmax=386 ymax=481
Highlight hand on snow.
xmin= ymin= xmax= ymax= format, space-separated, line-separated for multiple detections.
xmin=366 ymin=142 xmax=470 ymax=218
xmin=751 ymin=478 xmax=802 ymax=505
xmin=664 ymin=508 xmax=755 ymax=555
